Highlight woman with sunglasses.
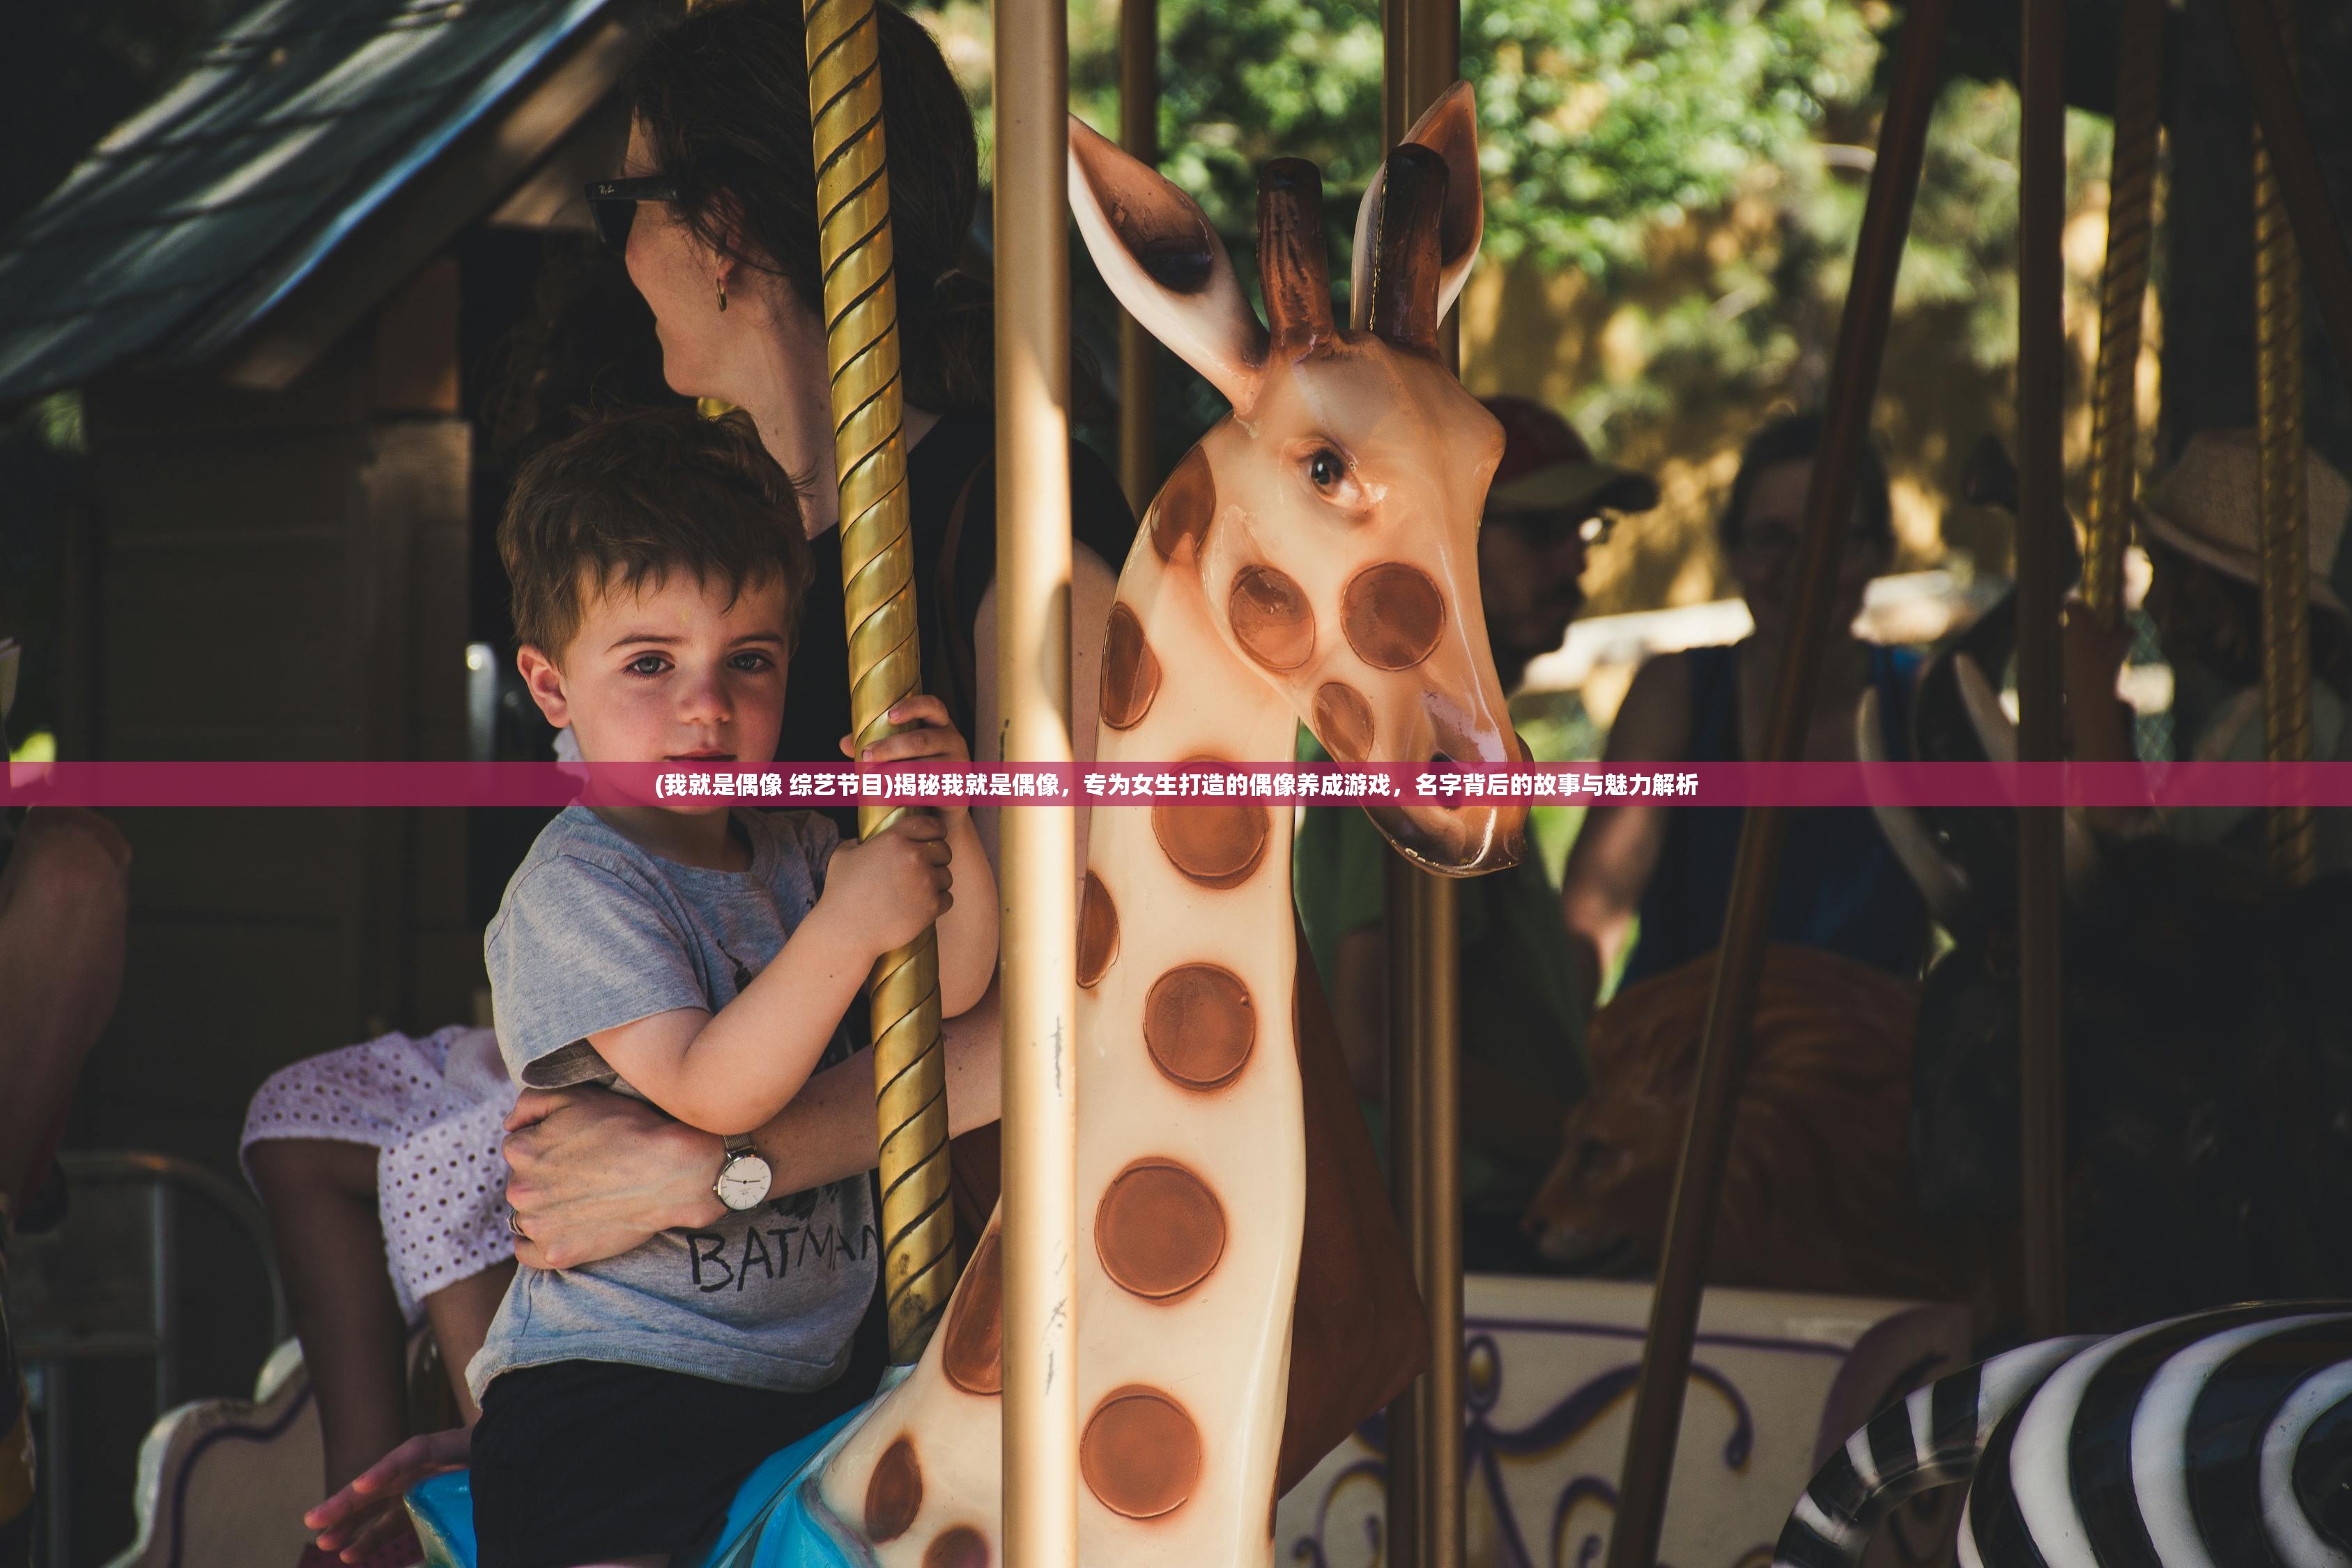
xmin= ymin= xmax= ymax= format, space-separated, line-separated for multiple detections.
xmin=286 ymin=7 xmax=1134 ymax=1562
xmin=1557 ymin=412 xmax=1929 ymax=1011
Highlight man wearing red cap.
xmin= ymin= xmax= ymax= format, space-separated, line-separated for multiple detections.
xmin=1475 ymin=396 xmax=1660 ymax=690
xmin=1293 ymin=396 xmax=1658 ymax=1272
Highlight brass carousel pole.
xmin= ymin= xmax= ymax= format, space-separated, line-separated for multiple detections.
xmin=1603 ymin=2 xmax=1951 ymax=1560
xmin=2016 ymin=0 xmax=2068 ymax=1341
xmin=802 ymin=0 xmax=958 ymax=1365
xmin=1381 ymin=0 xmax=1461 ymax=1560
xmin=995 ymin=0 xmax=1080 ymax=1555
xmin=2082 ymin=0 xmax=2165 ymax=627
xmin=2251 ymin=0 xmax=2315 ymax=885
xmin=1116 ymin=0 xmax=1160 ymax=511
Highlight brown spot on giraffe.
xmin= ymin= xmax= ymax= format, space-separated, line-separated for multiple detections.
xmin=921 ymin=1525 xmax=990 ymax=1568
xmin=1228 ymin=565 xmax=1316 ymax=670
xmin=1080 ymin=1387 xmax=1204 ymax=1519
xmin=1312 ymin=681 xmax=1375 ymax=762
xmin=1151 ymin=445 xmax=1216 ymax=563
xmin=1095 ymin=1159 xmax=1227 ymax=1300
xmin=1077 ymin=873 xmax=1121 ymax=988
xmin=1151 ymin=778 xmax=1268 ymax=889
xmin=1142 ymin=964 xmax=1254 ymax=1089
xmin=1099 ymin=603 xmax=1160 ymax=730
xmin=1342 ymin=562 xmax=1446 ymax=670
xmin=941 ymin=1227 xmax=1001 ymax=1397
xmin=863 ymin=1438 xmax=923 ymax=1542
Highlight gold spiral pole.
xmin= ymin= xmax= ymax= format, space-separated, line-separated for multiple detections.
xmin=2082 ymin=0 xmax=2164 ymax=629
xmin=803 ymin=0 xmax=957 ymax=1362
xmin=2252 ymin=0 xmax=2315 ymax=884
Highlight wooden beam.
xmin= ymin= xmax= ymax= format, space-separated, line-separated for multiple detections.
xmin=2017 ymin=0 xmax=2069 ymax=1339
xmin=1380 ymin=1 xmax=1462 ymax=1563
xmin=1601 ymin=2 xmax=1951 ymax=1561
xmin=2221 ymin=0 xmax=2352 ymax=395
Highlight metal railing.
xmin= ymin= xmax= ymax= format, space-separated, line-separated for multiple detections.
xmin=13 ymin=1150 xmax=286 ymax=1568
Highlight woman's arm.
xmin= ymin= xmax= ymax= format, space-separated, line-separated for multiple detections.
xmin=932 ymin=812 xmax=998 ymax=1013
xmin=503 ymin=978 xmax=1004 ymax=1269
xmin=2061 ymin=599 xmax=2155 ymax=832
xmin=1558 ymin=652 xmax=1690 ymax=1012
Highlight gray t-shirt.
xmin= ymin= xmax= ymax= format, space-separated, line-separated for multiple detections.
xmin=468 ymin=806 xmax=877 ymax=1401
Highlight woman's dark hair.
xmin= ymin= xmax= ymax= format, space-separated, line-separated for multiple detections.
xmin=625 ymin=0 xmax=990 ymax=412
xmin=1715 ymin=411 xmax=1896 ymax=558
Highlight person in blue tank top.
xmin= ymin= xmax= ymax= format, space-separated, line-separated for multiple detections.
xmin=1558 ymin=413 xmax=1929 ymax=1009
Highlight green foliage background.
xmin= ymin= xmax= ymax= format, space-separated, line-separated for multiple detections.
xmin=920 ymin=0 xmax=2119 ymax=601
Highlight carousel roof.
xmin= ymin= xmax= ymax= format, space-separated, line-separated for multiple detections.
xmin=0 ymin=0 xmax=622 ymax=402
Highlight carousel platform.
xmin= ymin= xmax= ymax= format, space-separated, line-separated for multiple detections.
xmin=1274 ymin=1274 xmax=1967 ymax=1568
xmin=98 ymin=1274 xmax=1962 ymax=1568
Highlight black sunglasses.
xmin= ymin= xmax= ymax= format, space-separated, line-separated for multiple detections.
xmin=583 ymin=176 xmax=680 ymax=254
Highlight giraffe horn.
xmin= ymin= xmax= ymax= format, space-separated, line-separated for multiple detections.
xmin=1258 ymin=159 xmax=1335 ymax=351
xmin=1362 ymin=143 xmax=1447 ymax=351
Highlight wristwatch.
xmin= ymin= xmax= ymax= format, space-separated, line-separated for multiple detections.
xmin=713 ymin=1133 xmax=774 ymax=1213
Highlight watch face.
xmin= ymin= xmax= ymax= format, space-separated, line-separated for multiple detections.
xmin=716 ymin=1153 xmax=773 ymax=1212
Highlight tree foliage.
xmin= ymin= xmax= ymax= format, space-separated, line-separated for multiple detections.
xmin=949 ymin=0 xmax=1880 ymax=282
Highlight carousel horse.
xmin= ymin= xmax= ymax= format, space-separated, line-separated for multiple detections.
xmin=412 ymin=84 xmax=1525 ymax=1568
xmin=1774 ymin=1303 xmax=2352 ymax=1568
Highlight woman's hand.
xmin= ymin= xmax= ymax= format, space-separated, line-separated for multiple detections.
xmin=842 ymin=694 xmax=977 ymax=833
xmin=304 ymin=1429 xmax=470 ymax=1562
xmin=501 ymin=1087 xmax=723 ymax=1268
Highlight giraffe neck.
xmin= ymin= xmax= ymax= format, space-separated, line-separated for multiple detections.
xmin=811 ymin=482 xmax=1310 ymax=1568
xmin=1056 ymin=525 xmax=1307 ymax=1562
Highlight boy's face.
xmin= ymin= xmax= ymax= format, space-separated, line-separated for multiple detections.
xmin=521 ymin=569 xmax=792 ymax=789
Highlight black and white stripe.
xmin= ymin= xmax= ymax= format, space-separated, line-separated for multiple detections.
xmin=1774 ymin=1304 xmax=2352 ymax=1568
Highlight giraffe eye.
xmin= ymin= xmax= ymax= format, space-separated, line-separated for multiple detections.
xmin=1307 ymin=448 xmax=1344 ymax=490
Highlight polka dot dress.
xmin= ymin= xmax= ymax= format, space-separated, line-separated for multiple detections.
xmin=240 ymin=1025 xmax=519 ymax=1321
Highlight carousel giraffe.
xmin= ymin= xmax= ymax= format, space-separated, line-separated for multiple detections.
xmin=808 ymin=84 xmax=1528 ymax=1568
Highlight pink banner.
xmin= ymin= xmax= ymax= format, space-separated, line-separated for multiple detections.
xmin=8 ymin=760 xmax=2352 ymax=810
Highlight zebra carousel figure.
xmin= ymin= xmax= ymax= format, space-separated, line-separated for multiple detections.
xmin=1774 ymin=1303 xmax=2352 ymax=1568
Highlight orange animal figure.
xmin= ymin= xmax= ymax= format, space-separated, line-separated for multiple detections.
xmin=1523 ymin=944 xmax=2007 ymax=1318
xmin=808 ymin=86 xmax=1527 ymax=1568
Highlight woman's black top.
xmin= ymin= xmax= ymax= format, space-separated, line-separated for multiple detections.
xmin=1620 ymin=640 xmax=1929 ymax=985
xmin=778 ymin=410 xmax=1139 ymax=797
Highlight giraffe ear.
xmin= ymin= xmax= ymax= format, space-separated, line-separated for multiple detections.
xmin=1350 ymin=81 xmax=1483 ymax=332
xmin=1068 ymin=114 xmax=1267 ymax=410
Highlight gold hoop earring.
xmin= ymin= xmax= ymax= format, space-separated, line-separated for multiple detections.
xmin=716 ymin=277 xmax=728 ymax=313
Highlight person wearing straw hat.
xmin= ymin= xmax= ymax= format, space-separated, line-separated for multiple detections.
xmin=2065 ymin=427 xmax=2352 ymax=871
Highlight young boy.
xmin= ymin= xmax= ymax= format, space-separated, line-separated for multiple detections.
xmin=466 ymin=408 xmax=997 ymax=1568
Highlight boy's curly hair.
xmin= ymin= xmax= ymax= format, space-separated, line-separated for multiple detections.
xmin=499 ymin=408 xmax=813 ymax=660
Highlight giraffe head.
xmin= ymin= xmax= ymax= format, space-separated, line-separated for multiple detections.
xmin=1070 ymin=85 xmax=1526 ymax=875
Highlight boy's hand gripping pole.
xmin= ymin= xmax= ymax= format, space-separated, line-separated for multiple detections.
xmin=804 ymin=0 xmax=958 ymax=1365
